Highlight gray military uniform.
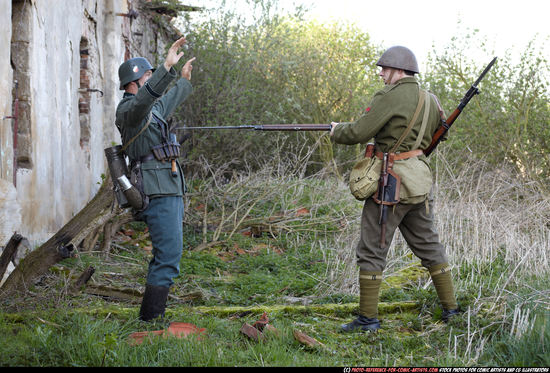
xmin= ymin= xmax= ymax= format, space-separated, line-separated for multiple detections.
xmin=116 ymin=64 xmax=192 ymax=198
xmin=115 ymin=64 xmax=192 ymax=289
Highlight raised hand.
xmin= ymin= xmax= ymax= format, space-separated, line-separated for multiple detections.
xmin=164 ymin=37 xmax=187 ymax=71
xmin=181 ymin=57 xmax=196 ymax=81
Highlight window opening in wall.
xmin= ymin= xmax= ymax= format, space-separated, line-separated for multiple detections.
xmin=79 ymin=37 xmax=91 ymax=164
xmin=11 ymin=0 xmax=33 ymax=172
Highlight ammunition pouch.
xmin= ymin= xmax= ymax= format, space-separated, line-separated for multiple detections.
xmin=151 ymin=142 xmax=180 ymax=162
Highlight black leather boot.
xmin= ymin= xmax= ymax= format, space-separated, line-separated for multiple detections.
xmin=139 ymin=284 xmax=170 ymax=322
xmin=341 ymin=315 xmax=381 ymax=332
xmin=442 ymin=308 xmax=460 ymax=323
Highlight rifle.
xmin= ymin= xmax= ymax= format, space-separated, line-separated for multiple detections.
xmin=424 ymin=57 xmax=497 ymax=156
xmin=174 ymin=123 xmax=350 ymax=131
xmin=378 ymin=153 xmax=389 ymax=248
xmin=374 ymin=153 xmax=400 ymax=249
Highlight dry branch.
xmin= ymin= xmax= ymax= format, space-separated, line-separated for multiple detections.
xmin=100 ymin=211 xmax=135 ymax=258
xmin=1 ymin=177 xmax=122 ymax=295
xmin=0 ymin=233 xmax=24 ymax=282
xmin=71 ymin=266 xmax=96 ymax=293
xmin=83 ymin=284 xmax=143 ymax=303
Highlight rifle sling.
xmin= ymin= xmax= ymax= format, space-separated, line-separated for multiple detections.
xmin=390 ymin=86 xmax=427 ymax=153
xmin=412 ymin=90 xmax=431 ymax=150
xmin=121 ymin=112 xmax=153 ymax=153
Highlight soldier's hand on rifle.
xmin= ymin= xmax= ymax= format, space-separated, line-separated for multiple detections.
xmin=181 ymin=57 xmax=196 ymax=81
xmin=164 ymin=36 xmax=187 ymax=71
xmin=330 ymin=122 xmax=339 ymax=136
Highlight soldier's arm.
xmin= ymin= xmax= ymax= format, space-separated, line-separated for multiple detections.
xmin=332 ymin=92 xmax=393 ymax=145
xmin=155 ymin=78 xmax=193 ymax=119
xmin=121 ymin=65 xmax=177 ymax=127
xmin=155 ymin=57 xmax=195 ymax=118
xmin=122 ymin=37 xmax=188 ymax=126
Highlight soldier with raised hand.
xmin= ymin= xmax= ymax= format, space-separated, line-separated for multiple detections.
xmin=331 ymin=46 xmax=460 ymax=332
xmin=115 ymin=37 xmax=195 ymax=322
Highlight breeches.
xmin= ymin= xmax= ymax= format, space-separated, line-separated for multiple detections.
xmin=140 ymin=196 xmax=184 ymax=287
xmin=356 ymin=197 xmax=448 ymax=272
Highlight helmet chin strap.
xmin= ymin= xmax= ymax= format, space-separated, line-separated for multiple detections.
xmin=385 ymin=69 xmax=395 ymax=85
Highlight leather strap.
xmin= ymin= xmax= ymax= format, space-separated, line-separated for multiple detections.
xmin=139 ymin=153 xmax=155 ymax=162
xmin=390 ymin=86 xmax=426 ymax=153
xmin=121 ymin=112 xmax=153 ymax=152
xmin=412 ymin=90 xmax=431 ymax=150
xmin=375 ymin=148 xmax=423 ymax=161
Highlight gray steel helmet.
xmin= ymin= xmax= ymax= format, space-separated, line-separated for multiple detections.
xmin=376 ymin=46 xmax=419 ymax=74
xmin=118 ymin=57 xmax=154 ymax=90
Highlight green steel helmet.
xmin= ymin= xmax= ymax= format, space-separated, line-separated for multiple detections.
xmin=376 ymin=46 xmax=419 ymax=74
xmin=118 ymin=57 xmax=154 ymax=90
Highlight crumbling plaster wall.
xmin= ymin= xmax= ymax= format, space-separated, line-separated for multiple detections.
xmin=1 ymin=0 xmax=182 ymax=246
xmin=1 ymin=0 xmax=14 ymax=183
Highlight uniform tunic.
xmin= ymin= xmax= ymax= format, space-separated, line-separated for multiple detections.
xmin=333 ymin=76 xmax=449 ymax=272
xmin=115 ymin=64 xmax=193 ymax=287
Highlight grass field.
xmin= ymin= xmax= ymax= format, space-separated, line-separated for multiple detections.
xmin=1 ymin=159 xmax=548 ymax=367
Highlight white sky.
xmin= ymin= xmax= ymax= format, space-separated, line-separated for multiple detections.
xmin=184 ymin=0 xmax=549 ymax=73
xmin=278 ymin=0 xmax=549 ymax=72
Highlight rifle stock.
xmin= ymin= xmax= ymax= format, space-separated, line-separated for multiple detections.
xmin=424 ymin=57 xmax=497 ymax=156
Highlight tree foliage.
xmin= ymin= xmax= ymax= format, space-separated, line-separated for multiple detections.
xmin=175 ymin=1 xmax=381 ymax=176
xmin=423 ymin=29 xmax=550 ymax=193
xmin=172 ymin=2 xmax=548 ymax=192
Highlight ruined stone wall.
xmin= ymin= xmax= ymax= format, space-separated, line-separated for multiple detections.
xmin=0 ymin=1 xmax=19 ymax=250
xmin=0 ymin=0 xmax=184 ymax=246
xmin=1 ymin=0 xmax=14 ymax=184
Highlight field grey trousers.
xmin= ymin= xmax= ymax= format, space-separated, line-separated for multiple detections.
xmin=356 ymin=197 xmax=449 ymax=272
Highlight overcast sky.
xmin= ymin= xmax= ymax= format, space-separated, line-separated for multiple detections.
xmin=185 ymin=0 xmax=549 ymax=73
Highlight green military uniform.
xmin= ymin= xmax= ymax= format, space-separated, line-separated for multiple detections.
xmin=334 ymin=75 xmax=451 ymax=269
xmin=116 ymin=62 xmax=193 ymax=321
xmin=334 ymin=62 xmax=459 ymax=331
xmin=334 ymin=76 xmax=442 ymax=205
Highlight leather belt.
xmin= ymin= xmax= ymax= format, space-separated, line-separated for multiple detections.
xmin=139 ymin=153 xmax=156 ymax=162
xmin=375 ymin=149 xmax=423 ymax=161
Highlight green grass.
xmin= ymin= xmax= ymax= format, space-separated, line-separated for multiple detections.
xmin=1 ymin=173 xmax=548 ymax=366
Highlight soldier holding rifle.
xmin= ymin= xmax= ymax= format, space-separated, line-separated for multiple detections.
xmin=175 ymin=44 xmax=494 ymax=332
xmin=331 ymin=46 xmax=460 ymax=332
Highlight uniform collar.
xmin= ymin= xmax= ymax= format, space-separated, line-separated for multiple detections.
xmin=395 ymin=76 xmax=418 ymax=85
xmin=123 ymin=92 xmax=135 ymax=98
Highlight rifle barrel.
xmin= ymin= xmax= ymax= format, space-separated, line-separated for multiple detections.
xmin=258 ymin=124 xmax=332 ymax=131
xmin=177 ymin=125 xmax=256 ymax=130
xmin=424 ymin=57 xmax=497 ymax=156
xmin=176 ymin=123 xmax=344 ymax=131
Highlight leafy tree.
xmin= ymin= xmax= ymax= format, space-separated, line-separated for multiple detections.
xmin=423 ymin=29 xmax=549 ymax=193
xmin=173 ymin=1 xmax=380 ymax=177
